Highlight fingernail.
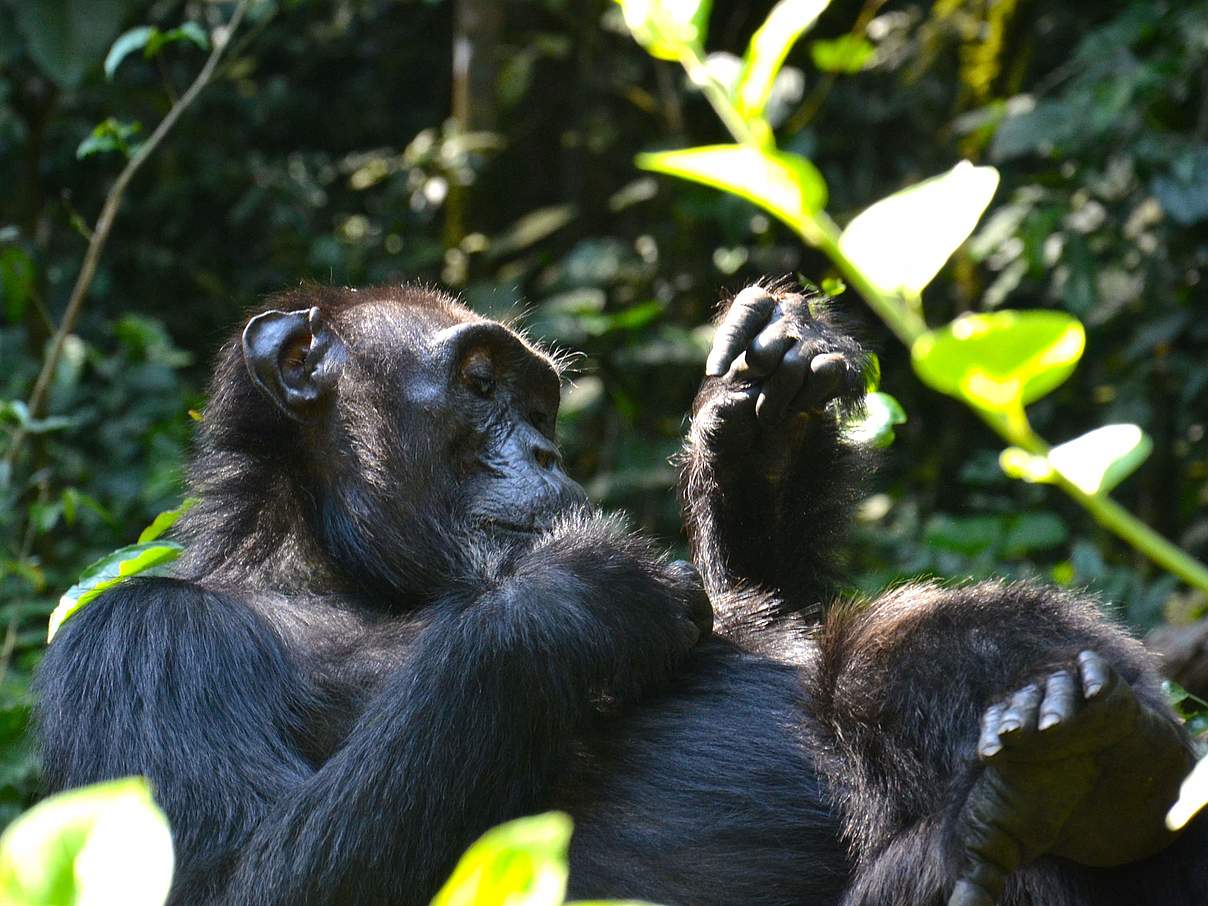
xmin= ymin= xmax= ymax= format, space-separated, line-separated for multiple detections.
xmin=999 ymin=720 xmax=1020 ymax=733
xmin=980 ymin=742 xmax=1002 ymax=758
xmin=1085 ymin=683 xmax=1103 ymax=697
xmin=1039 ymin=713 xmax=1061 ymax=730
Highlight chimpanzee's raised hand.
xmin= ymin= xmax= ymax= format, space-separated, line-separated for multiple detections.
xmin=704 ymin=284 xmax=867 ymax=429
xmin=949 ymin=650 xmax=1193 ymax=906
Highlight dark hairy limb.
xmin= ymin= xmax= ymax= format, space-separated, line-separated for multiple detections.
xmin=679 ymin=283 xmax=869 ymax=612
xmin=807 ymin=580 xmax=1205 ymax=906
xmin=35 ymin=511 xmax=709 ymax=906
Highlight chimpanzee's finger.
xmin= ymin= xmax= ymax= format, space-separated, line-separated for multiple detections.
xmin=755 ymin=345 xmax=809 ymax=426
xmin=741 ymin=318 xmax=796 ymax=379
xmin=997 ymin=684 xmax=1042 ymax=738
xmin=978 ymin=703 xmax=1008 ymax=760
xmin=1077 ymin=650 xmax=1112 ymax=700
xmin=791 ymin=352 xmax=848 ymax=411
xmin=1038 ymin=670 xmax=1078 ymax=731
xmin=706 ymin=287 xmax=777 ymax=377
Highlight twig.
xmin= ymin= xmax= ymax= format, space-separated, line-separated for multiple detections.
xmin=2 ymin=0 xmax=251 ymax=473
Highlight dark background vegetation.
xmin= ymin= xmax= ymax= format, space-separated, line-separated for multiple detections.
xmin=1 ymin=0 xmax=1207 ymax=825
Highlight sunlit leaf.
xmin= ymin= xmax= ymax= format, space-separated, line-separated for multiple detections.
xmin=999 ymin=446 xmax=1056 ymax=484
xmin=0 ymin=777 xmax=174 ymax=906
xmin=145 ymin=22 xmax=209 ymax=58
xmin=76 ymin=117 xmax=142 ymax=160
xmin=638 ymin=144 xmax=826 ymax=232
xmin=839 ymin=161 xmax=1000 ymax=297
xmin=1168 ymin=754 xmax=1208 ymax=831
xmin=615 ymin=0 xmax=711 ymax=61
xmin=810 ymin=34 xmax=874 ymax=74
xmin=1047 ymin=424 xmax=1153 ymax=496
xmin=138 ymin=497 xmax=199 ymax=543
xmin=49 ymin=541 xmax=182 ymax=642
xmin=844 ymin=391 xmax=906 ymax=447
xmin=104 ymin=26 xmax=154 ymax=79
xmin=911 ymin=311 xmax=1085 ymax=414
xmin=735 ymin=0 xmax=828 ymax=119
xmin=431 ymin=812 xmax=572 ymax=906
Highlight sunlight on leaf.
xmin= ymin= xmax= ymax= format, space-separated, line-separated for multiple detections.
xmin=839 ymin=161 xmax=999 ymax=297
xmin=999 ymin=446 xmax=1056 ymax=484
xmin=615 ymin=0 xmax=711 ymax=61
xmin=1168 ymin=754 xmax=1208 ymax=831
xmin=735 ymin=0 xmax=829 ymax=119
xmin=911 ymin=311 xmax=1085 ymax=414
xmin=138 ymin=497 xmax=199 ymax=543
xmin=638 ymin=144 xmax=826 ymax=233
xmin=431 ymin=812 xmax=572 ymax=906
xmin=811 ymin=35 xmax=874 ymax=74
xmin=1047 ymin=424 xmax=1153 ymax=496
xmin=104 ymin=26 xmax=154 ymax=80
xmin=844 ymin=391 xmax=906 ymax=447
xmin=49 ymin=542 xmax=182 ymax=642
xmin=0 ymin=777 xmax=173 ymax=906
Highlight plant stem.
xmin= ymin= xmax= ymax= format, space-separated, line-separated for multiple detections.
xmin=667 ymin=45 xmax=1208 ymax=593
xmin=2 ymin=0 xmax=251 ymax=475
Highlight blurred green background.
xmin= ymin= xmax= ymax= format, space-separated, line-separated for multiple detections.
xmin=2 ymin=0 xmax=1208 ymax=825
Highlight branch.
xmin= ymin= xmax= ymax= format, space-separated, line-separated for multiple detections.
xmin=2 ymin=0 xmax=251 ymax=473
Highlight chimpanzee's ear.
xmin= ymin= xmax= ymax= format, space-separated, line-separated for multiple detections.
xmin=241 ymin=307 xmax=342 ymax=422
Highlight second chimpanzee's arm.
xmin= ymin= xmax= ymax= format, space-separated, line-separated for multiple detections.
xmin=807 ymin=581 xmax=1206 ymax=906
xmin=679 ymin=284 xmax=868 ymax=609
xmin=36 ymin=512 xmax=708 ymax=906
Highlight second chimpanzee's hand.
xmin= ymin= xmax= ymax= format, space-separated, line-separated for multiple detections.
xmin=704 ymin=285 xmax=866 ymax=428
xmin=948 ymin=651 xmax=1192 ymax=906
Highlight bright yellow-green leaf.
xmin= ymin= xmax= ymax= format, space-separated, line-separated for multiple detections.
xmin=0 ymin=777 xmax=174 ymax=906
xmin=431 ymin=813 xmax=572 ymax=906
xmin=49 ymin=541 xmax=183 ymax=642
xmin=735 ymin=0 xmax=829 ymax=118
xmin=638 ymin=144 xmax=826 ymax=231
xmin=615 ymin=0 xmax=711 ymax=61
xmin=911 ymin=311 xmax=1085 ymax=414
xmin=1168 ymin=754 xmax=1208 ymax=830
xmin=138 ymin=496 xmax=199 ymax=543
xmin=845 ymin=391 xmax=906 ymax=447
xmin=839 ymin=161 xmax=1000 ymax=297
xmin=810 ymin=34 xmax=874 ymax=74
xmin=999 ymin=446 xmax=1056 ymax=484
xmin=1047 ymin=424 xmax=1153 ymax=496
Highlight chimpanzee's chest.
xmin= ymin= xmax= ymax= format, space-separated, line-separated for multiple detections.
xmin=552 ymin=642 xmax=852 ymax=906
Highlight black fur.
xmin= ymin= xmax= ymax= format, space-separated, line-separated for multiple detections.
xmin=33 ymin=283 xmax=1208 ymax=906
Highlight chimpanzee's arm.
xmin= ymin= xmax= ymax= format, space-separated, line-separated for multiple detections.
xmin=34 ymin=511 xmax=708 ymax=906
xmin=806 ymin=580 xmax=1207 ymax=906
xmin=679 ymin=284 xmax=869 ymax=611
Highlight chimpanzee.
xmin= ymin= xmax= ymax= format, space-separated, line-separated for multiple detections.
xmin=34 ymin=283 xmax=1208 ymax=906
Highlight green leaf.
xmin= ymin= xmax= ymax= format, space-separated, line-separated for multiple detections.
xmin=615 ymin=0 xmax=711 ymax=61
xmin=76 ymin=117 xmax=142 ymax=160
xmin=638 ymin=144 xmax=827 ymax=232
xmin=838 ymin=161 xmax=1000 ymax=297
xmin=49 ymin=541 xmax=182 ymax=642
xmin=104 ymin=26 xmax=155 ymax=79
xmin=12 ymin=0 xmax=132 ymax=88
xmin=1047 ymin=424 xmax=1153 ymax=496
xmin=735 ymin=0 xmax=829 ymax=119
xmin=0 ymin=246 xmax=35 ymax=324
xmin=999 ymin=446 xmax=1056 ymax=484
xmin=0 ymin=777 xmax=174 ymax=906
xmin=810 ymin=34 xmax=874 ymax=74
xmin=138 ymin=497 xmax=199 ymax=543
xmin=844 ymin=391 xmax=906 ymax=447
xmin=1168 ymin=754 xmax=1208 ymax=831
xmin=911 ymin=311 xmax=1085 ymax=414
xmin=145 ymin=22 xmax=210 ymax=58
xmin=431 ymin=812 xmax=572 ymax=906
